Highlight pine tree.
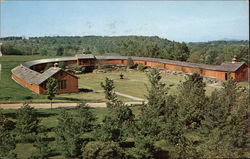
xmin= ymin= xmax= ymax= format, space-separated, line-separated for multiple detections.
xmin=146 ymin=68 xmax=168 ymax=116
xmin=83 ymin=141 xmax=129 ymax=159
xmin=15 ymin=103 xmax=39 ymax=136
xmin=130 ymin=69 xmax=168 ymax=159
xmin=100 ymin=77 xmax=121 ymax=108
xmin=0 ymin=111 xmax=17 ymax=159
xmin=96 ymin=78 xmax=134 ymax=145
xmin=202 ymin=79 xmax=249 ymax=157
xmin=177 ymin=73 xmax=207 ymax=129
xmin=55 ymin=105 xmax=97 ymax=158
xmin=54 ymin=109 xmax=82 ymax=158
xmin=76 ymin=102 xmax=97 ymax=133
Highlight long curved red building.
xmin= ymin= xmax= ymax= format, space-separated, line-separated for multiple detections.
xmin=11 ymin=54 xmax=249 ymax=94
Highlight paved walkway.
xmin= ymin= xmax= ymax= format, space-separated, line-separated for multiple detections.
xmin=0 ymin=101 xmax=145 ymax=109
xmin=115 ymin=92 xmax=145 ymax=101
xmin=94 ymin=90 xmax=145 ymax=101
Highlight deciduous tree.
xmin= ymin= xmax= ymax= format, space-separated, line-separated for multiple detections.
xmin=46 ymin=77 xmax=57 ymax=109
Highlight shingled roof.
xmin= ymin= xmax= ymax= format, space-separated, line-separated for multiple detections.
xmin=35 ymin=67 xmax=62 ymax=85
xmin=12 ymin=65 xmax=41 ymax=84
xmin=75 ymin=54 xmax=96 ymax=59
xmin=96 ymin=56 xmax=247 ymax=72
xmin=220 ymin=62 xmax=246 ymax=72
xmin=12 ymin=66 xmax=63 ymax=85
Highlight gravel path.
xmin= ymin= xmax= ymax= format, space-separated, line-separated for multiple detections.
xmin=0 ymin=102 xmax=145 ymax=109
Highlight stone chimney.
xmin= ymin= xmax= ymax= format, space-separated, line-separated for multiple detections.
xmin=232 ymin=55 xmax=237 ymax=63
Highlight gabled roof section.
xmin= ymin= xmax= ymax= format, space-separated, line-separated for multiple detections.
xmin=34 ymin=67 xmax=62 ymax=85
xmin=75 ymin=54 xmax=96 ymax=59
xmin=11 ymin=65 xmax=41 ymax=84
xmin=12 ymin=66 xmax=78 ymax=85
xmin=220 ymin=62 xmax=247 ymax=72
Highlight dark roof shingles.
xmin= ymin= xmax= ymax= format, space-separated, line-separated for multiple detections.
xmin=12 ymin=66 xmax=62 ymax=85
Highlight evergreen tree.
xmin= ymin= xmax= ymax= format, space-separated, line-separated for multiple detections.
xmin=83 ymin=141 xmax=129 ymax=159
xmin=177 ymin=73 xmax=207 ymax=129
xmin=98 ymin=78 xmax=134 ymax=142
xmin=29 ymin=134 xmax=51 ymax=159
xmin=202 ymin=79 xmax=249 ymax=157
xmin=54 ymin=109 xmax=82 ymax=158
xmin=76 ymin=103 xmax=97 ymax=133
xmin=100 ymin=77 xmax=121 ymax=108
xmin=55 ymin=105 xmax=96 ymax=158
xmin=0 ymin=110 xmax=17 ymax=159
xmin=15 ymin=103 xmax=39 ymax=136
xmin=130 ymin=69 xmax=168 ymax=159
xmin=46 ymin=77 xmax=57 ymax=109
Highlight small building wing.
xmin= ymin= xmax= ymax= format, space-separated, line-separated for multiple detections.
xmin=11 ymin=65 xmax=41 ymax=84
xmin=220 ymin=62 xmax=246 ymax=72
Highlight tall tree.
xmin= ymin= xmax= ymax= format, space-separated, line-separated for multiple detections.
xmin=176 ymin=73 xmax=207 ymax=129
xmin=55 ymin=109 xmax=82 ymax=158
xmin=55 ymin=104 xmax=96 ymax=158
xmin=15 ymin=103 xmax=39 ymax=136
xmin=130 ymin=69 xmax=167 ymax=159
xmin=202 ymin=79 xmax=249 ymax=157
xmin=100 ymin=77 xmax=120 ymax=108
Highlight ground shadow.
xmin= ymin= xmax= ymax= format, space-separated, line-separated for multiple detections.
xmin=78 ymin=88 xmax=94 ymax=93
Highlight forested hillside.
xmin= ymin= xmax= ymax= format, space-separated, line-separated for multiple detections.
xmin=187 ymin=40 xmax=249 ymax=64
xmin=0 ymin=36 xmax=248 ymax=64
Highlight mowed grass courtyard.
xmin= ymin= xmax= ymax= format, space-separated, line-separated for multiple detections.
xmin=0 ymin=55 xmax=249 ymax=103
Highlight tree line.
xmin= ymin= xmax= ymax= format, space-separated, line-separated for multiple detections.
xmin=0 ymin=69 xmax=248 ymax=158
xmin=1 ymin=36 xmax=248 ymax=64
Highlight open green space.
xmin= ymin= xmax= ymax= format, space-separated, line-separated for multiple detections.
xmin=0 ymin=55 xmax=248 ymax=103
xmin=61 ymin=70 xmax=236 ymax=100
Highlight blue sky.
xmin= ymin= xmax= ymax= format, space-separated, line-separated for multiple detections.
xmin=0 ymin=1 xmax=249 ymax=42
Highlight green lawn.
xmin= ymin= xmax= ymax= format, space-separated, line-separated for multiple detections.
xmin=63 ymin=71 xmax=221 ymax=101
xmin=0 ymin=55 xmax=248 ymax=103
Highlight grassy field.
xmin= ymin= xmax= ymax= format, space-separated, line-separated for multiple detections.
xmin=61 ymin=70 xmax=230 ymax=100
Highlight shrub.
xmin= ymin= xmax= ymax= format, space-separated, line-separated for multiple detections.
xmin=137 ymin=63 xmax=146 ymax=72
xmin=66 ymin=65 xmax=86 ymax=74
